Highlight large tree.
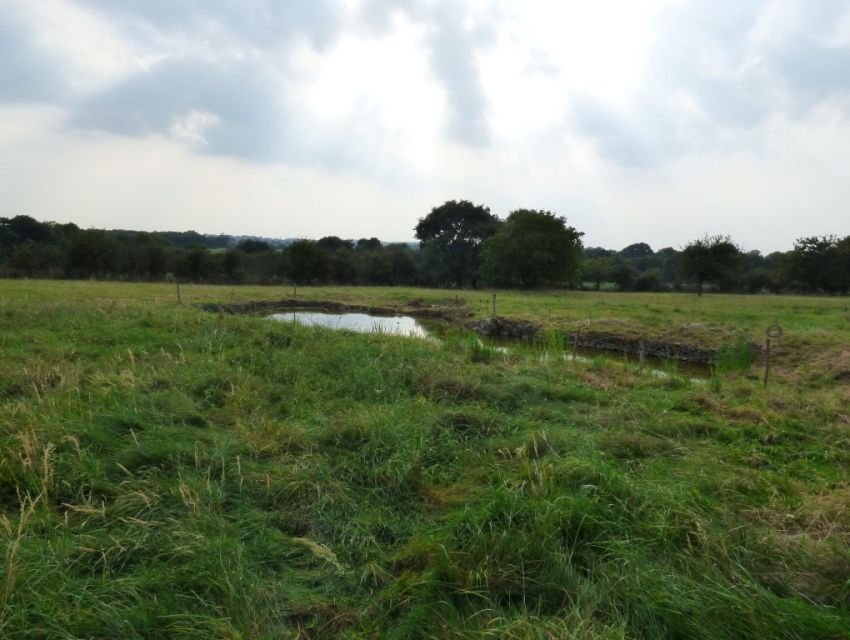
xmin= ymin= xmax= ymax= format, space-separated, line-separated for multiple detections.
xmin=582 ymin=255 xmax=616 ymax=291
xmin=480 ymin=209 xmax=584 ymax=287
xmin=789 ymin=235 xmax=844 ymax=294
xmin=678 ymin=235 xmax=740 ymax=295
xmin=414 ymin=200 xmax=500 ymax=287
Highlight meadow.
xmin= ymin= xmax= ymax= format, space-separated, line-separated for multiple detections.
xmin=1 ymin=280 xmax=849 ymax=638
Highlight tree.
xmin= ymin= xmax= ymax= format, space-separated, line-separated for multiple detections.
xmin=582 ymin=255 xmax=616 ymax=290
xmin=678 ymin=235 xmax=740 ymax=296
xmin=65 ymin=229 xmax=119 ymax=279
xmin=175 ymin=245 xmax=210 ymax=282
xmin=789 ymin=236 xmax=842 ymax=294
xmin=611 ymin=259 xmax=636 ymax=292
xmin=620 ymin=242 xmax=653 ymax=259
xmin=480 ymin=209 xmax=584 ymax=287
xmin=355 ymin=237 xmax=382 ymax=252
xmin=236 ymin=239 xmax=273 ymax=254
xmin=286 ymin=240 xmax=327 ymax=285
xmin=414 ymin=200 xmax=500 ymax=287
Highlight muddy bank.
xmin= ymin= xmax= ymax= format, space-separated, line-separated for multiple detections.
xmin=195 ymin=298 xmax=472 ymax=321
xmin=567 ymin=331 xmax=718 ymax=364
xmin=471 ymin=316 xmax=721 ymax=364
xmin=197 ymin=299 xmax=726 ymax=365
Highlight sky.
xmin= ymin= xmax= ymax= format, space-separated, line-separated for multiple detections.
xmin=2 ymin=0 xmax=850 ymax=252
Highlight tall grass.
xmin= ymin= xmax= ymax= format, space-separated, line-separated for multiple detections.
xmin=0 ymin=281 xmax=848 ymax=638
xmin=714 ymin=334 xmax=755 ymax=373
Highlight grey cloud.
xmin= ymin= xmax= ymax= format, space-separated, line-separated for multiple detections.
xmin=356 ymin=0 xmax=494 ymax=147
xmin=424 ymin=3 xmax=494 ymax=148
xmin=76 ymin=0 xmax=344 ymax=49
xmin=71 ymin=56 xmax=293 ymax=163
xmin=573 ymin=0 xmax=850 ymax=167
xmin=0 ymin=14 xmax=74 ymax=103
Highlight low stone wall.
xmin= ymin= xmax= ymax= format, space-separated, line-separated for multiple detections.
xmin=472 ymin=316 xmax=540 ymax=339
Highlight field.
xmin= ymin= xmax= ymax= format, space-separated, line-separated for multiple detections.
xmin=1 ymin=280 xmax=849 ymax=638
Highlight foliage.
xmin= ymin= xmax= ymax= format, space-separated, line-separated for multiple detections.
xmin=414 ymin=200 xmax=501 ymax=287
xmin=582 ymin=255 xmax=617 ymax=290
xmin=3 ymin=214 xmax=850 ymax=295
xmin=480 ymin=209 xmax=584 ymax=287
xmin=679 ymin=234 xmax=741 ymax=295
xmin=789 ymin=235 xmax=847 ymax=294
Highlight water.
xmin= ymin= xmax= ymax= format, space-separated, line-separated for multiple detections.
xmin=483 ymin=338 xmax=711 ymax=379
xmin=268 ymin=310 xmax=710 ymax=379
xmin=268 ymin=311 xmax=429 ymax=338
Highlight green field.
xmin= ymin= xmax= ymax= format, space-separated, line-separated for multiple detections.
xmin=1 ymin=280 xmax=849 ymax=638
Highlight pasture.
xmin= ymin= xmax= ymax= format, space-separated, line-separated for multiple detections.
xmin=1 ymin=280 xmax=848 ymax=638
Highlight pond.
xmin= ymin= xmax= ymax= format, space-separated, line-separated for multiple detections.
xmin=268 ymin=310 xmax=711 ymax=379
xmin=268 ymin=311 xmax=429 ymax=338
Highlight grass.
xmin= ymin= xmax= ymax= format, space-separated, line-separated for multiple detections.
xmin=0 ymin=280 xmax=849 ymax=638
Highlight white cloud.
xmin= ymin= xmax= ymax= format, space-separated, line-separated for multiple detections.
xmin=169 ymin=109 xmax=220 ymax=146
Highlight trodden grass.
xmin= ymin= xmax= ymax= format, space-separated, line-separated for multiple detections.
xmin=1 ymin=280 xmax=849 ymax=638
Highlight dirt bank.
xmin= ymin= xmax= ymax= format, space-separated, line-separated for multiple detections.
xmin=195 ymin=298 xmax=473 ymax=321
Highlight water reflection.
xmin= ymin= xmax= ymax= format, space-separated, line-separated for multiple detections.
xmin=268 ymin=311 xmax=429 ymax=338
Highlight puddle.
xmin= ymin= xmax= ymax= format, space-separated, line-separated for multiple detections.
xmin=268 ymin=311 xmax=429 ymax=338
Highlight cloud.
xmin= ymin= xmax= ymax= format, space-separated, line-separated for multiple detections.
xmin=76 ymin=0 xmax=345 ymax=49
xmin=423 ymin=3 xmax=494 ymax=147
xmin=0 ymin=14 xmax=68 ymax=103
xmin=70 ymin=55 xmax=294 ymax=163
xmin=169 ymin=109 xmax=220 ymax=146
xmin=571 ymin=0 xmax=850 ymax=166
xmin=2 ymin=0 xmax=850 ymax=251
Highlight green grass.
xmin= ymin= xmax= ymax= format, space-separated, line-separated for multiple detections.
xmin=1 ymin=280 xmax=849 ymax=638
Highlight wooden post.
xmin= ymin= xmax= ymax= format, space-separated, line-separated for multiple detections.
xmin=639 ymin=340 xmax=646 ymax=373
xmin=175 ymin=278 xmax=182 ymax=304
xmin=763 ymin=337 xmax=771 ymax=387
xmin=492 ymin=294 xmax=496 ymax=317
xmin=572 ymin=331 xmax=579 ymax=356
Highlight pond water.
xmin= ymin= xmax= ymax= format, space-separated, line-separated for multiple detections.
xmin=268 ymin=310 xmax=710 ymax=379
xmin=488 ymin=339 xmax=711 ymax=379
xmin=268 ymin=311 xmax=429 ymax=338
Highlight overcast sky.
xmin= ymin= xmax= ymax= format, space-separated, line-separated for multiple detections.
xmin=2 ymin=0 xmax=850 ymax=251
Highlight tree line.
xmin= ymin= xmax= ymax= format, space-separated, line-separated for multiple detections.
xmin=2 ymin=201 xmax=849 ymax=294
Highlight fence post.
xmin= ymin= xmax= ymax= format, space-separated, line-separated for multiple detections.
xmin=175 ymin=278 xmax=182 ymax=304
xmin=639 ymin=340 xmax=646 ymax=373
xmin=492 ymin=294 xmax=496 ymax=317
xmin=763 ymin=337 xmax=771 ymax=387
xmin=572 ymin=331 xmax=579 ymax=356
